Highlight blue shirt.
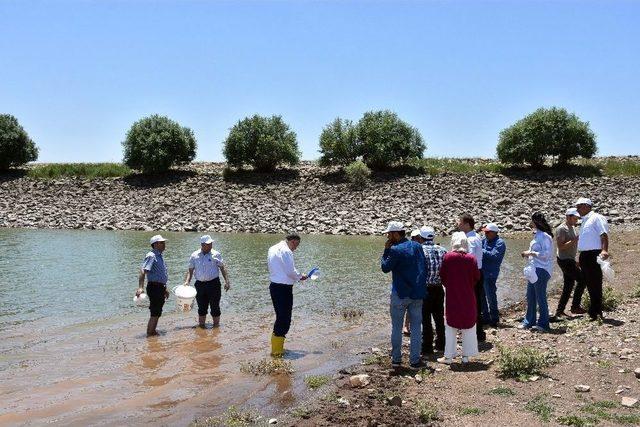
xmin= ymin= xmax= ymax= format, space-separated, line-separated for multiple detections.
xmin=142 ymin=249 xmax=168 ymax=284
xmin=381 ymin=238 xmax=427 ymax=299
xmin=481 ymin=236 xmax=506 ymax=279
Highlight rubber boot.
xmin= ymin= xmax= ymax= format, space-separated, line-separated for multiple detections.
xmin=271 ymin=334 xmax=285 ymax=357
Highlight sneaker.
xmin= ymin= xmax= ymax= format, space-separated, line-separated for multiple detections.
xmin=517 ymin=323 xmax=530 ymax=330
xmin=531 ymin=325 xmax=550 ymax=333
xmin=391 ymin=360 xmax=402 ymax=367
xmin=410 ymin=360 xmax=427 ymax=369
xmin=437 ymin=357 xmax=453 ymax=365
xmin=570 ymin=307 xmax=587 ymax=315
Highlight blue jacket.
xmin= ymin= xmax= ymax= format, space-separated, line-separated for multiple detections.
xmin=381 ymin=238 xmax=427 ymax=299
xmin=481 ymin=236 xmax=506 ymax=279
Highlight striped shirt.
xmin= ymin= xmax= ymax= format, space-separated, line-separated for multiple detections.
xmin=422 ymin=241 xmax=447 ymax=285
xmin=142 ymin=249 xmax=168 ymax=284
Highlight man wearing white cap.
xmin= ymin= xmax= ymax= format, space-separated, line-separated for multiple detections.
xmin=381 ymin=221 xmax=427 ymax=368
xmin=480 ymin=223 xmax=506 ymax=327
xmin=136 ymin=235 xmax=169 ymax=336
xmin=183 ymin=235 xmax=231 ymax=328
xmin=553 ymin=208 xmax=586 ymax=318
xmin=576 ymin=198 xmax=610 ymax=321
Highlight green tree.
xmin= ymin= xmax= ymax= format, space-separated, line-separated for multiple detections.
xmin=355 ymin=110 xmax=425 ymax=170
xmin=497 ymin=107 xmax=597 ymax=167
xmin=223 ymin=115 xmax=300 ymax=172
xmin=122 ymin=114 xmax=197 ymax=173
xmin=0 ymin=114 xmax=38 ymax=170
xmin=318 ymin=118 xmax=359 ymax=166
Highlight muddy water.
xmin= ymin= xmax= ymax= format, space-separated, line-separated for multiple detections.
xmin=0 ymin=229 xmax=545 ymax=426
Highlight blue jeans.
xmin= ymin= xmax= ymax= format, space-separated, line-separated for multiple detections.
xmin=390 ymin=290 xmax=423 ymax=364
xmin=481 ymin=275 xmax=499 ymax=324
xmin=523 ymin=268 xmax=551 ymax=330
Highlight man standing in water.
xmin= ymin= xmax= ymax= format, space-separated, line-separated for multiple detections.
xmin=183 ymin=235 xmax=231 ymax=328
xmin=136 ymin=235 xmax=169 ymax=337
xmin=381 ymin=221 xmax=427 ymax=368
xmin=457 ymin=214 xmax=486 ymax=342
xmin=267 ymin=233 xmax=308 ymax=357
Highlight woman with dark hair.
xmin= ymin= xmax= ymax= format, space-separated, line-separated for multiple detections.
xmin=519 ymin=212 xmax=555 ymax=332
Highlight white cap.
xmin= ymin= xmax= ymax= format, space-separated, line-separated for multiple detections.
xmin=410 ymin=229 xmax=421 ymax=237
xmin=565 ymin=208 xmax=580 ymax=217
xmin=482 ymin=223 xmax=500 ymax=233
xmin=200 ymin=235 xmax=214 ymax=244
xmin=382 ymin=221 xmax=405 ymax=233
xmin=149 ymin=234 xmax=167 ymax=245
xmin=420 ymin=226 xmax=436 ymax=240
xmin=575 ymin=197 xmax=593 ymax=206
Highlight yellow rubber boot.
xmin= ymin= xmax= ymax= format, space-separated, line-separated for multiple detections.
xmin=271 ymin=334 xmax=285 ymax=357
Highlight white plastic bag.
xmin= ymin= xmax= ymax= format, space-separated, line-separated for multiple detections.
xmin=523 ymin=259 xmax=538 ymax=284
xmin=597 ymin=257 xmax=615 ymax=282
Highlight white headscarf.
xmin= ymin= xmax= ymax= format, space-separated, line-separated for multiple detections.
xmin=450 ymin=231 xmax=469 ymax=253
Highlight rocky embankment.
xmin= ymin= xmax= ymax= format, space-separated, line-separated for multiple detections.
xmin=1 ymin=163 xmax=639 ymax=234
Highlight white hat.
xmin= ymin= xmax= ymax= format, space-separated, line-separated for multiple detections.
xmin=200 ymin=235 xmax=214 ymax=244
xmin=382 ymin=221 xmax=405 ymax=233
xmin=420 ymin=226 xmax=436 ymax=239
xmin=575 ymin=197 xmax=593 ymax=206
xmin=149 ymin=235 xmax=167 ymax=245
xmin=410 ymin=229 xmax=421 ymax=237
xmin=565 ymin=208 xmax=580 ymax=217
xmin=482 ymin=223 xmax=500 ymax=233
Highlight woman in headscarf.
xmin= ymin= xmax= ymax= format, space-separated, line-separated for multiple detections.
xmin=519 ymin=212 xmax=555 ymax=332
xmin=437 ymin=231 xmax=481 ymax=364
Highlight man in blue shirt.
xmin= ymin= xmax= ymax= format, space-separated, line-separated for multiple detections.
xmin=381 ymin=221 xmax=427 ymax=368
xmin=136 ymin=234 xmax=170 ymax=337
xmin=480 ymin=224 xmax=506 ymax=327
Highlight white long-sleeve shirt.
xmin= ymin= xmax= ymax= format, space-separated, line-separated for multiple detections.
xmin=267 ymin=240 xmax=302 ymax=285
xmin=577 ymin=211 xmax=609 ymax=252
xmin=466 ymin=230 xmax=483 ymax=270
xmin=528 ymin=230 xmax=554 ymax=275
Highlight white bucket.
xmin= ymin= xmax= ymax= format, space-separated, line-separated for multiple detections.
xmin=172 ymin=285 xmax=197 ymax=313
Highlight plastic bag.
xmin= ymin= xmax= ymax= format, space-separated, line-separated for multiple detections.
xmin=523 ymin=259 xmax=538 ymax=284
xmin=597 ymin=257 xmax=615 ymax=282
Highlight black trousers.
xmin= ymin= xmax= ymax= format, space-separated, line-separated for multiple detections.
xmin=147 ymin=282 xmax=166 ymax=317
xmin=270 ymin=282 xmax=293 ymax=337
xmin=475 ymin=271 xmax=486 ymax=341
xmin=195 ymin=278 xmax=222 ymax=317
xmin=556 ymin=257 xmax=586 ymax=313
xmin=422 ymin=284 xmax=445 ymax=352
xmin=579 ymin=250 xmax=603 ymax=319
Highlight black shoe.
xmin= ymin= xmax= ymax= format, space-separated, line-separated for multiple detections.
xmin=477 ymin=334 xmax=487 ymax=342
xmin=422 ymin=348 xmax=434 ymax=355
xmin=410 ymin=360 xmax=426 ymax=369
xmin=392 ymin=360 xmax=402 ymax=367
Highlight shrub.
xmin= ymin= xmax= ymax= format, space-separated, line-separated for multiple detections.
xmin=318 ymin=118 xmax=359 ymax=166
xmin=0 ymin=114 xmax=38 ymax=170
xmin=122 ymin=114 xmax=196 ymax=173
xmin=496 ymin=345 xmax=557 ymax=379
xmin=497 ymin=107 xmax=597 ymax=167
xmin=27 ymin=163 xmax=132 ymax=179
xmin=223 ymin=115 xmax=300 ymax=172
xmin=415 ymin=400 xmax=439 ymax=423
xmin=344 ymin=160 xmax=371 ymax=188
xmin=583 ymin=286 xmax=621 ymax=312
xmin=356 ymin=110 xmax=425 ymax=170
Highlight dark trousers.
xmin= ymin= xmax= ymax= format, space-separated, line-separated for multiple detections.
xmin=422 ymin=284 xmax=445 ymax=352
xmin=270 ymin=282 xmax=293 ymax=337
xmin=579 ymin=250 xmax=603 ymax=319
xmin=146 ymin=282 xmax=166 ymax=317
xmin=475 ymin=271 xmax=486 ymax=341
xmin=556 ymin=257 xmax=586 ymax=313
xmin=195 ymin=278 xmax=222 ymax=317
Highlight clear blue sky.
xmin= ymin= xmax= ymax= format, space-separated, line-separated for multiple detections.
xmin=1 ymin=0 xmax=638 ymax=162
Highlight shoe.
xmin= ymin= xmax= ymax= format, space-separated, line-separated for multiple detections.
xmin=270 ymin=334 xmax=285 ymax=357
xmin=410 ymin=360 xmax=426 ymax=369
xmin=570 ymin=307 xmax=587 ymax=315
xmin=392 ymin=360 xmax=402 ymax=367
xmin=489 ymin=322 xmax=498 ymax=328
xmin=517 ymin=324 xmax=530 ymax=330
xmin=422 ymin=348 xmax=434 ymax=355
xmin=461 ymin=356 xmax=469 ymax=364
xmin=437 ymin=357 xmax=453 ymax=365
xmin=477 ymin=334 xmax=487 ymax=342
xmin=531 ymin=325 xmax=550 ymax=333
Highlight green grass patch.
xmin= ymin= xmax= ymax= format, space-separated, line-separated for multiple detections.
xmin=458 ymin=407 xmax=486 ymax=416
xmin=487 ymin=386 xmax=516 ymax=396
xmin=191 ymin=405 xmax=259 ymax=427
xmin=557 ymin=414 xmax=600 ymax=426
xmin=596 ymin=359 xmax=612 ymax=368
xmin=304 ymin=374 xmax=331 ymax=390
xmin=415 ymin=400 xmax=439 ymax=423
xmin=290 ymin=407 xmax=312 ymax=419
xmin=631 ymin=283 xmax=640 ymax=298
xmin=408 ymin=157 xmax=505 ymax=175
xmin=584 ymin=286 xmax=622 ymax=312
xmin=594 ymin=158 xmax=640 ymax=177
xmin=496 ymin=345 xmax=557 ymax=379
xmin=362 ymin=353 xmax=386 ymax=366
xmin=239 ymin=358 xmax=293 ymax=376
xmin=525 ymin=394 xmax=554 ymax=422
xmin=27 ymin=163 xmax=132 ymax=179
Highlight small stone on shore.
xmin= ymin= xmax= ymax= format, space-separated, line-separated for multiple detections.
xmin=574 ymin=384 xmax=591 ymax=392
xmin=621 ymin=397 xmax=638 ymax=408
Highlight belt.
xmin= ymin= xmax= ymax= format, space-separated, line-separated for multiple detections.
xmin=147 ymin=281 xmax=166 ymax=286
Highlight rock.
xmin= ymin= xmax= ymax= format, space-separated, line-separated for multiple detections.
xmin=349 ymin=374 xmax=371 ymax=388
xmin=621 ymin=397 xmax=638 ymax=408
xmin=552 ymin=394 xmax=562 ymax=398
xmin=529 ymin=375 xmax=540 ymax=382
xmin=337 ymin=397 xmax=350 ymax=406
xmin=635 ymin=368 xmax=640 ymax=379
xmin=620 ymin=348 xmax=635 ymax=356
xmin=574 ymin=384 xmax=591 ymax=392
xmin=386 ymin=395 xmax=402 ymax=407
xmin=268 ymin=418 xmax=278 ymax=424
xmin=415 ymin=374 xmax=423 ymax=383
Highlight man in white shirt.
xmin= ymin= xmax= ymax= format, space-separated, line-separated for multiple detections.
xmin=457 ymin=213 xmax=486 ymax=342
xmin=267 ymin=233 xmax=308 ymax=356
xmin=183 ymin=235 xmax=231 ymax=328
xmin=576 ymin=198 xmax=610 ymax=321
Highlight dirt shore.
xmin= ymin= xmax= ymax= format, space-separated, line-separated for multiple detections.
xmin=262 ymin=231 xmax=640 ymax=426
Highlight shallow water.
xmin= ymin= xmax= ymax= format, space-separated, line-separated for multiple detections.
xmin=0 ymin=229 xmax=550 ymax=425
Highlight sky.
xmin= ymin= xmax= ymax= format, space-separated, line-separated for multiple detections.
xmin=1 ymin=0 xmax=639 ymax=163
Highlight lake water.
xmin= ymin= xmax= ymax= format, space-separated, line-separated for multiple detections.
xmin=0 ymin=229 xmax=550 ymax=425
